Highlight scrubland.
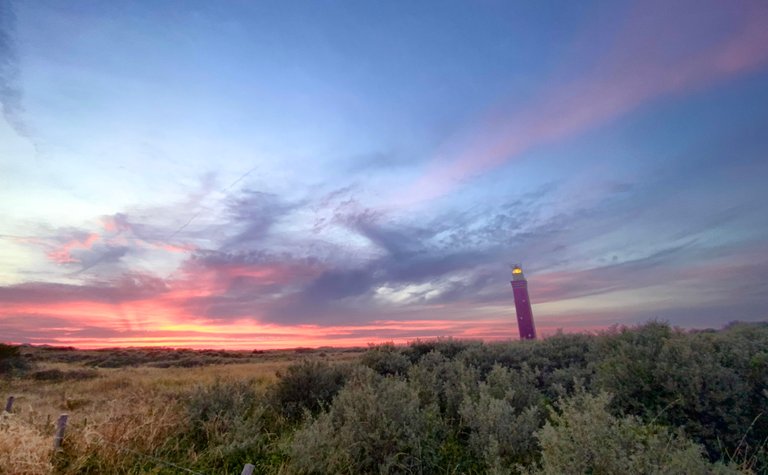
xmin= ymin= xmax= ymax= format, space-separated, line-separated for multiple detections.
xmin=1 ymin=321 xmax=766 ymax=474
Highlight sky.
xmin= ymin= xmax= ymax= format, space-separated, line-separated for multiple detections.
xmin=1 ymin=0 xmax=767 ymax=349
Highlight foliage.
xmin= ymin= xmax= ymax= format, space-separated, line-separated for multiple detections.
xmin=594 ymin=322 xmax=768 ymax=470
xmin=175 ymin=379 xmax=285 ymax=472
xmin=30 ymin=369 xmax=98 ymax=382
xmin=289 ymin=367 xmax=443 ymax=474
xmin=404 ymin=337 xmax=480 ymax=364
xmin=270 ymin=359 xmax=349 ymax=421
xmin=360 ymin=342 xmax=411 ymax=376
xmin=183 ymin=379 xmax=262 ymax=449
xmin=408 ymin=351 xmax=478 ymax=424
xmin=4 ymin=321 xmax=767 ymax=473
xmin=0 ymin=343 xmax=30 ymax=374
xmin=533 ymin=389 xmax=743 ymax=474
xmin=459 ymin=370 xmax=542 ymax=469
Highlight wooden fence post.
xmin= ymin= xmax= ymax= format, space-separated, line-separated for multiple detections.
xmin=241 ymin=463 xmax=255 ymax=475
xmin=54 ymin=414 xmax=68 ymax=450
xmin=4 ymin=396 xmax=13 ymax=412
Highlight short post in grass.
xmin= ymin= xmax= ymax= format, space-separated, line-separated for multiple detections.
xmin=54 ymin=414 xmax=68 ymax=450
xmin=241 ymin=463 xmax=255 ymax=475
xmin=4 ymin=396 xmax=13 ymax=412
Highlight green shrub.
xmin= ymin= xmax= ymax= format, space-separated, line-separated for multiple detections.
xmin=460 ymin=372 xmax=542 ymax=469
xmin=271 ymin=359 xmax=348 ymax=421
xmin=289 ymin=367 xmax=442 ymax=474
xmin=30 ymin=368 xmax=98 ymax=381
xmin=483 ymin=363 xmax=542 ymax=411
xmin=184 ymin=379 xmax=260 ymax=448
xmin=431 ymin=337 xmax=480 ymax=360
xmin=408 ymin=351 xmax=478 ymax=423
xmin=404 ymin=339 xmax=439 ymax=363
xmin=594 ymin=321 xmax=678 ymax=415
xmin=457 ymin=333 xmax=595 ymax=399
xmin=595 ymin=322 xmax=768 ymax=470
xmin=530 ymin=332 xmax=596 ymax=397
xmin=0 ymin=344 xmax=29 ymax=374
xmin=403 ymin=338 xmax=476 ymax=363
xmin=361 ymin=343 xmax=411 ymax=376
xmin=179 ymin=379 xmax=285 ymax=472
xmin=533 ymin=390 xmax=743 ymax=475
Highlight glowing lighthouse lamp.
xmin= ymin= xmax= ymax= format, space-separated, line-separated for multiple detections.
xmin=510 ymin=265 xmax=537 ymax=340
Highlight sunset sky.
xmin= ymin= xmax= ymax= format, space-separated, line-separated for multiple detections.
xmin=1 ymin=0 xmax=768 ymax=349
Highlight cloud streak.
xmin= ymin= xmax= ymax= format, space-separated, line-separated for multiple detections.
xmin=398 ymin=0 xmax=768 ymax=205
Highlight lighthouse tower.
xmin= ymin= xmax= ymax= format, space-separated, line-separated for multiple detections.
xmin=511 ymin=265 xmax=537 ymax=340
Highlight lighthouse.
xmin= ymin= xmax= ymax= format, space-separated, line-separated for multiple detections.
xmin=511 ymin=265 xmax=537 ymax=340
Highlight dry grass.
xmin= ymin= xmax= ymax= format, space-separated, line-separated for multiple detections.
xmin=0 ymin=348 xmax=364 ymax=473
xmin=57 ymin=387 xmax=183 ymax=473
xmin=0 ymin=412 xmax=53 ymax=475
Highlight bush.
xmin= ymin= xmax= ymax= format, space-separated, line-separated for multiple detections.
xmin=404 ymin=337 xmax=479 ymax=364
xmin=530 ymin=332 xmax=596 ymax=397
xmin=0 ymin=344 xmax=30 ymax=374
xmin=289 ymin=367 xmax=442 ymax=474
xmin=533 ymin=390 xmax=742 ymax=474
xmin=184 ymin=379 xmax=260 ymax=448
xmin=457 ymin=334 xmax=595 ymax=399
xmin=408 ymin=351 xmax=478 ymax=423
xmin=177 ymin=379 xmax=285 ymax=472
xmin=594 ymin=321 xmax=678 ymax=415
xmin=483 ymin=363 xmax=542 ymax=412
xmin=30 ymin=369 xmax=98 ymax=381
xmin=271 ymin=360 xmax=348 ymax=421
xmin=458 ymin=362 xmax=545 ymax=470
xmin=460 ymin=378 xmax=542 ymax=469
xmin=595 ymin=322 xmax=768 ymax=470
xmin=361 ymin=343 xmax=411 ymax=376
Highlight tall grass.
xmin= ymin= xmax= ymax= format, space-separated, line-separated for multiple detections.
xmin=0 ymin=412 xmax=53 ymax=475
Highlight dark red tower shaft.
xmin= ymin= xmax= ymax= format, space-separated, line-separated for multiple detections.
xmin=511 ymin=266 xmax=536 ymax=339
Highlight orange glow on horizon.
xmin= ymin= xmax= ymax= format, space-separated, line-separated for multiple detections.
xmin=1 ymin=291 xmax=607 ymax=349
xmin=1 ymin=249 xmax=616 ymax=350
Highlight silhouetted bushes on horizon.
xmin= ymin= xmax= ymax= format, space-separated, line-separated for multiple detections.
xmin=0 ymin=343 xmax=29 ymax=374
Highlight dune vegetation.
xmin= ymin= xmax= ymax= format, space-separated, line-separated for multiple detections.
xmin=1 ymin=321 xmax=766 ymax=474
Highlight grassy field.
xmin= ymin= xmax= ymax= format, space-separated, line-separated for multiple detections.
xmin=1 ymin=322 xmax=767 ymax=474
xmin=0 ymin=346 xmax=363 ymax=474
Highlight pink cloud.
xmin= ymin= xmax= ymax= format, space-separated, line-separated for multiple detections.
xmin=47 ymin=232 xmax=100 ymax=264
xmin=100 ymin=214 xmax=132 ymax=234
xmin=148 ymin=242 xmax=197 ymax=253
xmin=397 ymin=0 xmax=768 ymax=205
